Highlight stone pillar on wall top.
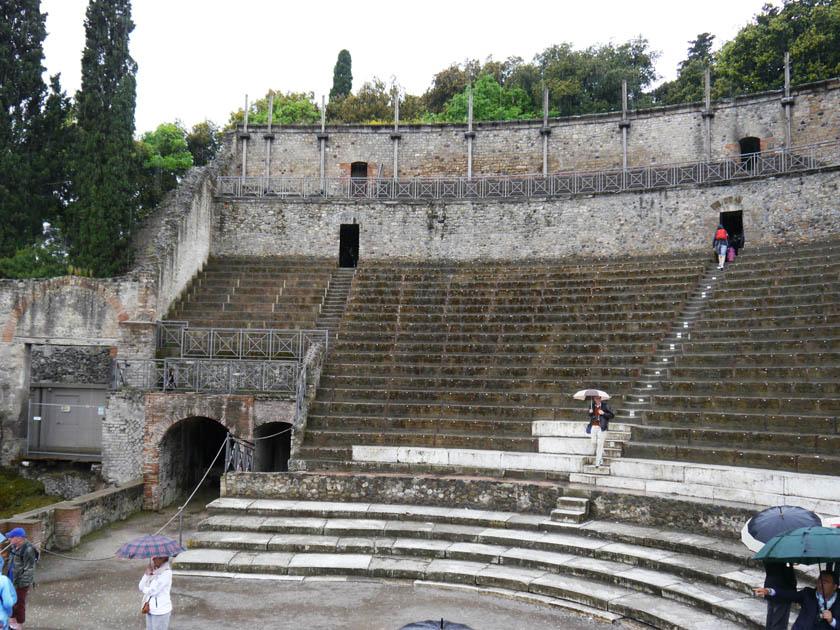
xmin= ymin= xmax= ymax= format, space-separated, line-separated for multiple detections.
xmin=702 ymin=66 xmax=714 ymax=160
xmin=782 ymin=51 xmax=794 ymax=150
xmin=619 ymin=80 xmax=630 ymax=171
xmin=465 ymin=89 xmax=475 ymax=178
xmin=239 ymin=94 xmax=250 ymax=177
xmin=540 ymin=88 xmax=551 ymax=175
xmin=318 ymin=95 xmax=327 ymax=188
xmin=391 ymin=93 xmax=401 ymax=177
xmin=264 ymin=92 xmax=274 ymax=177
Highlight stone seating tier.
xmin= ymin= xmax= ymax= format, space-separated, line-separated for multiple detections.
xmin=299 ymin=252 xmax=707 ymax=472
xmin=173 ymin=497 xmax=770 ymax=630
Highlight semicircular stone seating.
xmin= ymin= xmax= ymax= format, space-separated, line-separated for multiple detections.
xmin=175 ymin=496 xmax=774 ymax=630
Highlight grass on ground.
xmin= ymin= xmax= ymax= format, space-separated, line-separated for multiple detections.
xmin=0 ymin=468 xmax=62 ymax=519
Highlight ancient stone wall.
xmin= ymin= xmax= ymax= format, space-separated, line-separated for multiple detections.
xmin=30 ymin=345 xmax=112 ymax=385
xmin=235 ymin=79 xmax=840 ymax=178
xmin=213 ymin=167 xmax=840 ymax=261
xmin=132 ymin=141 xmax=235 ymax=319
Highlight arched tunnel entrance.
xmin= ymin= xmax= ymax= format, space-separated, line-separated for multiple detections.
xmin=157 ymin=416 xmax=228 ymax=508
xmin=254 ymin=422 xmax=292 ymax=471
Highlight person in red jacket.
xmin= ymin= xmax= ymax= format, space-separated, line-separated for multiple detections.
xmin=713 ymin=224 xmax=729 ymax=270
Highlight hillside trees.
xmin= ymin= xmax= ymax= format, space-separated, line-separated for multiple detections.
xmin=439 ymin=74 xmax=535 ymax=122
xmin=652 ymin=33 xmax=716 ymax=105
xmin=228 ymin=91 xmax=320 ymax=127
xmin=0 ymin=0 xmax=71 ymax=259
xmin=66 ymin=0 xmax=138 ymax=277
xmin=185 ymin=120 xmax=223 ymax=167
xmin=716 ymin=0 xmax=840 ymax=95
xmin=137 ymin=122 xmax=193 ymax=212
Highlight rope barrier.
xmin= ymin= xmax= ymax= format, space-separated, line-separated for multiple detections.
xmin=33 ymin=424 xmax=294 ymax=563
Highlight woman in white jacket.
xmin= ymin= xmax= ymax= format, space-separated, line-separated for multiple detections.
xmin=138 ymin=556 xmax=172 ymax=629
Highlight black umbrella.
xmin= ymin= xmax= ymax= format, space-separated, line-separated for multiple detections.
xmin=399 ymin=620 xmax=473 ymax=630
xmin=741 ymin=505 xmax=822 ymax=552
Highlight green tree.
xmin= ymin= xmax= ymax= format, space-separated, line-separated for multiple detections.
xmin=0 ymin=226 xmax=67 ymax=279
xmin=137 ymin=122 xmax=193 ymax=212
xmin=536 ymin=37 xmax=658 ymax=116
xmin=228 ymin=90 xmax=320 ymax=127
xmin=652 ymin=33 xmax=716 ymax=105
xmin=327 ymin=77 xmax=393 ymax=123
xmin=423 ymin=58 xmax=523 ymax=114
xmin=438 ymin=74 xmax=536 ymax=122
xmin=66 ymin=0 xmax=138 ymax=277
xmin=329 ymin=49 xmax=352 ymax=101
xmin=0 ymin=0 xmax=66 ymax=258
xmin=716 ymin=0 xmax=840 ymax=95
xmin=186 ymin=120 xmax=223 ymax=166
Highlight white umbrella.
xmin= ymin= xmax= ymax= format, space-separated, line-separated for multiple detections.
xmin=573 ymin=389 xmax=610 ymax=400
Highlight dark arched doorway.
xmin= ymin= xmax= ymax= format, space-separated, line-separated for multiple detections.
xmin=739 ymin=137 xmax=761 ymax=173
xmin=157 ymin=417 xmax=228 ymax=508
xmin=254 ymin=422 xmax=293 ymax=471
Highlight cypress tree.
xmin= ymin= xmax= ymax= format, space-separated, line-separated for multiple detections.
xmin=0 ymin=0 xmax=49 ymax=258
xmin=329 ymin=49 xmax=353 ymax=101
xmin=68 ymin=0 xmax=138 ymax=277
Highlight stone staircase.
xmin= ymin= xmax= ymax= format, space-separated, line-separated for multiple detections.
xmin=173 ymin=497 xmax=771 ymax=630
xmin=315 ymin=267 xmax=355 ymax=339
xmin=621 ymin=243 xmax=840 ymax=476
xmin=295 ymin=255 xmax=707 ymax=476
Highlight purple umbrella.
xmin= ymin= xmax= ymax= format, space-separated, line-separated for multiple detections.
xmin=399 ymin=621 xmax=473 ymax=630
xmin=115 ymin=534 xmax=185 ymax=559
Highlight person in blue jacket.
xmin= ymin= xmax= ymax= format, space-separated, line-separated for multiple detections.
xmin=0 ymin=546 xmax=18 ymax=630
xmin=754 ymin=570 xmax=840 ymax=629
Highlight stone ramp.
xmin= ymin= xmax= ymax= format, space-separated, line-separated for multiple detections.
xmin=174 ymin=497 xmax=767 ymax=630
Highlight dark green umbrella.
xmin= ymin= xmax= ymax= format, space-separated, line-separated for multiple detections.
xmin=754 ymin=526 xmax=840 ymax=564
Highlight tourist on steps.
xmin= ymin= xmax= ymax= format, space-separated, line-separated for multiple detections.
xmin=713 ymin=224 xmax=729 ymax=270
xmin=586 ymin=395 xmax=613 ymax=468
xmin=5 ymin=528 xmax=37 ymax=630
xmin=753 ymin=570 xmax=840 ymax=630
xmin=139 ymin=556 xmax=173 ymax=630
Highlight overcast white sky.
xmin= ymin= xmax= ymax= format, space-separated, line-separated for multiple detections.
xmin=40 ymin=0 xmax=775 ymax=135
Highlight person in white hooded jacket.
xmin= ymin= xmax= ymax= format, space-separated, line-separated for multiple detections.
xmin=138 ymin=556 xmax=172 ymax=629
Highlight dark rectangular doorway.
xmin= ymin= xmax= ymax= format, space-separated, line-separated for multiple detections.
xmin=339 ymin=224 xmax=359 ymax=268
xmin=720 ymin=210 xmax=744 ymax=252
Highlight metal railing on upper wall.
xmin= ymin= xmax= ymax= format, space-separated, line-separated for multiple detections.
xmin=217 ymin=140 xmax=840 ymax=200
xmin=156 ymin=321 xmax=329 ymax=360
xmin=112 ymin=358 xmax=299 ymax=394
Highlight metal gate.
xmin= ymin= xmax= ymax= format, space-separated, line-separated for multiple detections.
xmin=28 ymin=385 xmax=106 ymax=457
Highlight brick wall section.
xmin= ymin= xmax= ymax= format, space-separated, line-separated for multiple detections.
xmin=212 ymin=167 xmax=840 ymax=261
xmin=103 ymin=389 xmax=147 ymax=484
xmin=53 ymin=506 xmax=82 ymax=550
xmin=237 ymin=79 xmax=840 ymax=178
xmin=142 ymin=394 xmax=254 ymax=509
xmin=0 ymin=479 xmax=142 ymax=551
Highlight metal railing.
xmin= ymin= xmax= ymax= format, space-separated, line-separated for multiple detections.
xmin=112 ymin=358 xmax=299 ymax=394
xmin=224 ymin=433 xmax=255 ymax=473
xmin=156 ymin=322 xmax=329 ymax=360
xmin=217 ymin=140 xmax=840 ymax=200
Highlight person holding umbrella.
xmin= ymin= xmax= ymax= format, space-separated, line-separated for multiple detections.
xmin=116 ymin=534 xmax=183 ymax=630
xmin=139 ymin=556 xmax=173 ymax=629
xmin=753 ymin=570 xmax=840 ymax=629
xmin=575 ymin=390 xmax=614 ymax=468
